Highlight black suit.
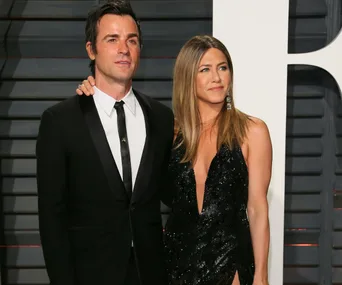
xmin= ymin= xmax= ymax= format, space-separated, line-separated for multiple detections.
xmin=36 ymin=90 xmax=174 ymax=285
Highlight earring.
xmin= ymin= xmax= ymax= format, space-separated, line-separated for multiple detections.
xmin=226 ymin=92 xmax=232 ymax=110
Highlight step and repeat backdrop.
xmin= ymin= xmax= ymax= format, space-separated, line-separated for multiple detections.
xmin=213 ymin=1 xmax=342 ymax=284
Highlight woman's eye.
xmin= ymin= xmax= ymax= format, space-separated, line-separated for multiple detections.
xmin=200 ymin=68 xmax=209 ymax=72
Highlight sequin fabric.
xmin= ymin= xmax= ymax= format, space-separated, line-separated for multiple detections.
xmin=164 ymin=139 xmax=255 ymax=285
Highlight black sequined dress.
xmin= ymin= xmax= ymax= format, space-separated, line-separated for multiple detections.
xmin=164 ymin=139 xmax=255 ymax=285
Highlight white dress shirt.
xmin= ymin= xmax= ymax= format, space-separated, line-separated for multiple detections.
xmin=93 ymin=86 xmax=146 ymax=190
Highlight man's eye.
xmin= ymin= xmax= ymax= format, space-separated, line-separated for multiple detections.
xmin=129 ymin=39 xmax=138 ymax=45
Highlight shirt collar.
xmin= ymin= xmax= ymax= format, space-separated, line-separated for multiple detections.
xmin=93 ymin=86 xmax=136 ymax=116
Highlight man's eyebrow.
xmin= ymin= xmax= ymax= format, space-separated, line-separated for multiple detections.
xmin=127 ymin=33 xmax=139 ymax=39
xmin=102 ymin=33 xmax=139 ymax=40
xmin=103 ymin=34 xmax=119 ymax=40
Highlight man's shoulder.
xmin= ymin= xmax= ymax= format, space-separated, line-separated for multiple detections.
xmin=134 ymin=90 xmax=173 ymax=118
xmin=43 ymin=95 xmax=81 ymax=117
xmin=148 ymin=96 xmax=172 ymax=116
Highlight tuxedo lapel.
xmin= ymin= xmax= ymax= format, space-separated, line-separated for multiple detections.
xmin=132 ymin=90 xmax=156 ymax=203
xmin=79 ymin=96 xmax=128 ymax=201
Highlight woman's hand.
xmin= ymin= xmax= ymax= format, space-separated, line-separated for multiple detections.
xmin=76 ymin=76 xmax=96 ymax=96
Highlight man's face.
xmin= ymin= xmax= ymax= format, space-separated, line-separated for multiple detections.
xmin=86 ymin=14 xmax=141 ymax=84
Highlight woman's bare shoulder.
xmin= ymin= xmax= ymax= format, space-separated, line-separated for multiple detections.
xmin=246 ymin=116 xmax=270 ymax=141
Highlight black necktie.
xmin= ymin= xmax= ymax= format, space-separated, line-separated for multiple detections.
xmin=114 ymin=101 xmax=132 ymax=198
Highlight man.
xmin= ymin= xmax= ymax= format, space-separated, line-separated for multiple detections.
xmin=36 ymin=2 xmax=174 ymax=285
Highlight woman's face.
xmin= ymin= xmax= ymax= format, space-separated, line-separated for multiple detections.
xmin=196 ymin=48 xmax=231 ymax=107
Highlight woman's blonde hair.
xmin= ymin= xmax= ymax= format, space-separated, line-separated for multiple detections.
xmin=172 ymin=35 xmax=250 ymax=163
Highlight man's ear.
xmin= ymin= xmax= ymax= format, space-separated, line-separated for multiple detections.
xmin=86 ymin=41 xmax=95 ymax=60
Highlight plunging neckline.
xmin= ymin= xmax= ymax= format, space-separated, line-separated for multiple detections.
xmin=190 ymin=147 xmax=221 ymax=215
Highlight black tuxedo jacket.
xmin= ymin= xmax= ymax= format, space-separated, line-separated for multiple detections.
xmin=36 ymin=90 xmax=174 ymax=285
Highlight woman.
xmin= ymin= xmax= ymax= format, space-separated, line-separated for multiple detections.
xmin=76 ymin=35 xmax=272 ymax=285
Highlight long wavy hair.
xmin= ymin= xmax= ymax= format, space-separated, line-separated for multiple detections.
xmin=172 ymin=35 xmax=251 ymax=163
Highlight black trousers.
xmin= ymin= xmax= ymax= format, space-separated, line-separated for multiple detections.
xmin=124 ymin=248 xmax=140 ymax=285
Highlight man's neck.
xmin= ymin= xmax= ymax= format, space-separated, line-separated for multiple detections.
xmin=95 ymin=76 xmax=132 ymax=101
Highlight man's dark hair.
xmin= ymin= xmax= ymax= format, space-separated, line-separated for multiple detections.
xmin=85 ymin=0 xmax=142 ymax=76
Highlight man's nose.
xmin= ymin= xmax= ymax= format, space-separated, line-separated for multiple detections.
xmin=118 ymin=40 xmax=129 ymax=54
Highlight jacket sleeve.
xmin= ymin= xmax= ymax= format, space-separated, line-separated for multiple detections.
xmin=36 ymin=109 xmax=75 ymax=285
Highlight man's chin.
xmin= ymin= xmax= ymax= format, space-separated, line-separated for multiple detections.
xmin=114 ymin=71 xmax=135 ymax=80
xmin=111 ymin=76 xmax=133 ymax=85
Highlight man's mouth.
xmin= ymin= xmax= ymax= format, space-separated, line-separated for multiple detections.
xmin=115 ymin=61 xmax=131 ymax=65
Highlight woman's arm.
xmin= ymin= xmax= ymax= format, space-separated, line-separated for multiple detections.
xmin=246 ymin=118 xmax=272 ymax=285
